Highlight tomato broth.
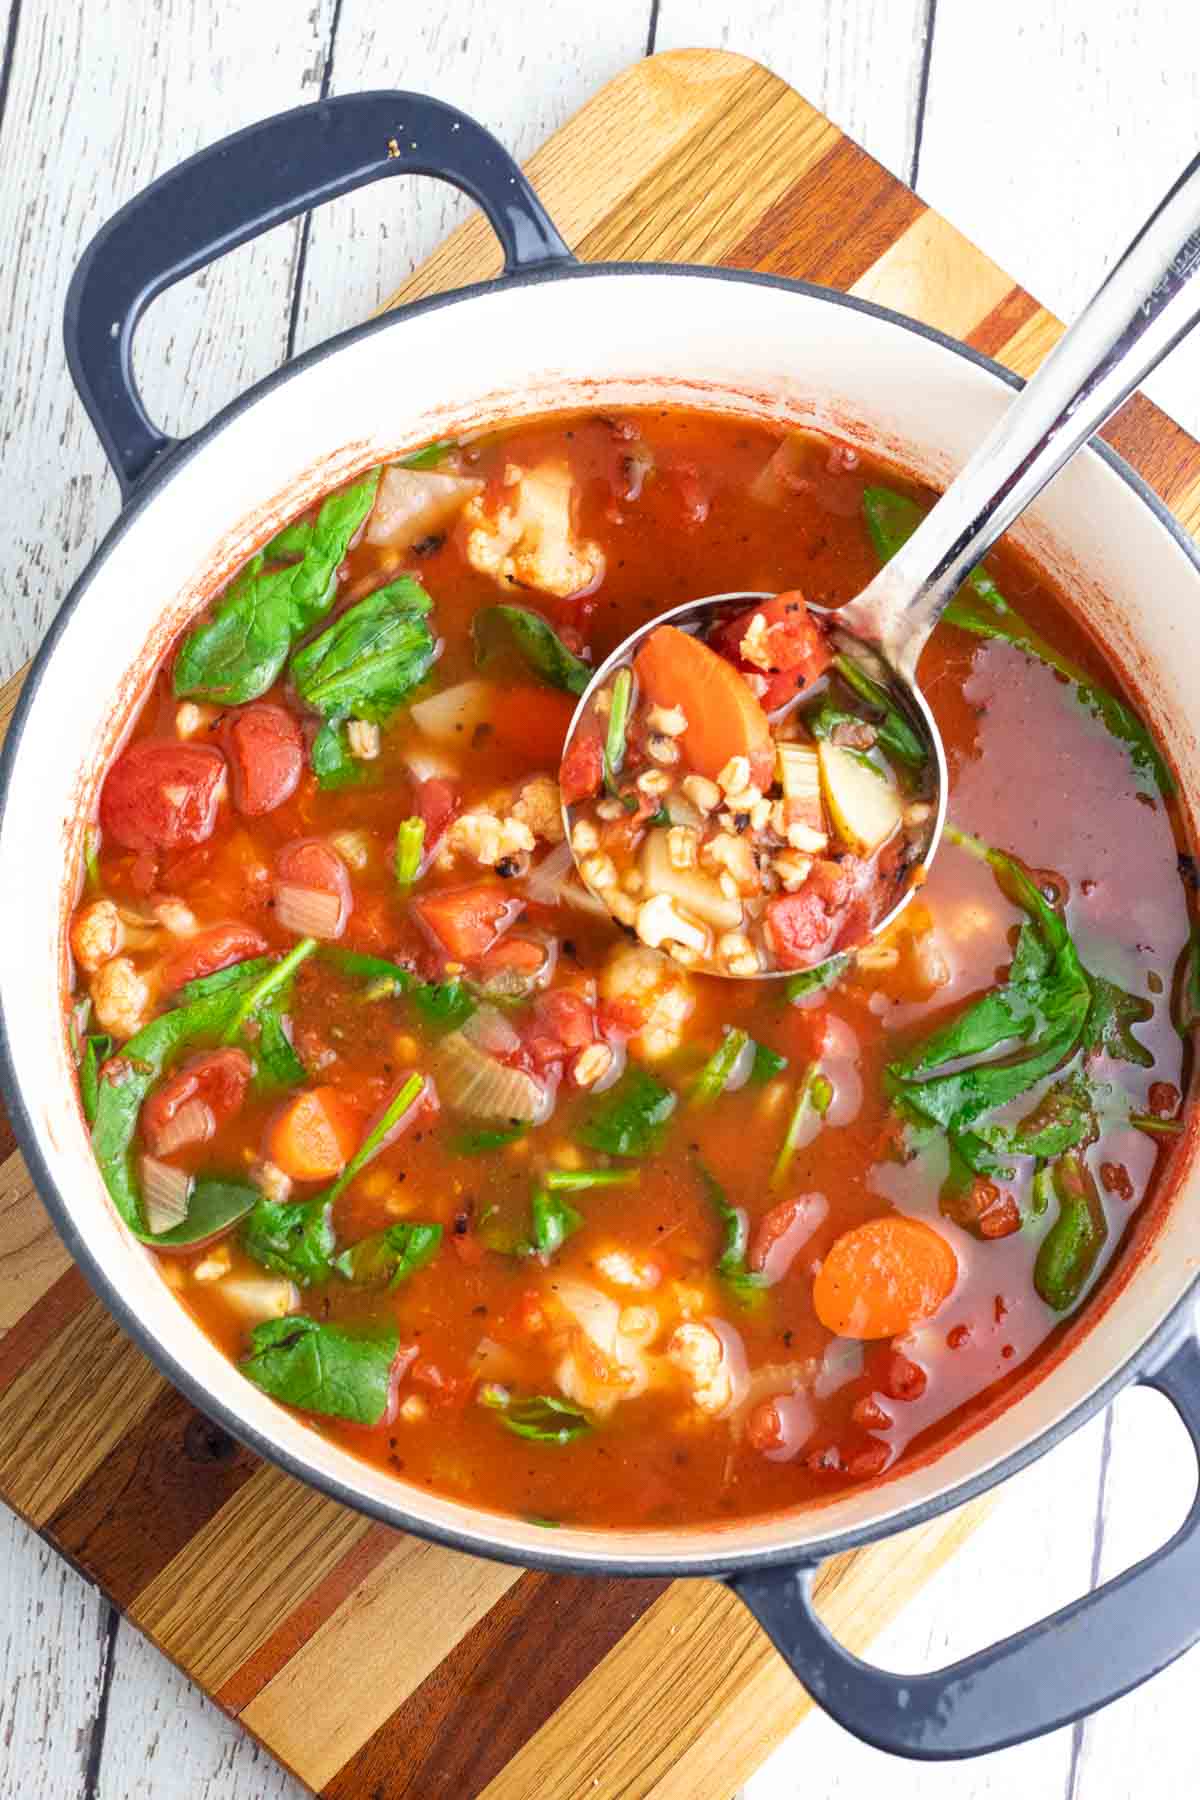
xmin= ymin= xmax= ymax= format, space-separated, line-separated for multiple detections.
xmin=68 ymin=409 xmax=1193 ymax=1530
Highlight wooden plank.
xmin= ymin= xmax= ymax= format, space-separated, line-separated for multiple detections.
xmin=0 ymin=0 xmax=337 ymax=685
xmin=0 ymin=1506 xmax=112 ymax=1800
xmin=0 ymin=1153 xmax=72 ymax=1331
xmin=292 ymin=0 xmax=653 ymax=356
xmin=654 ymin=0 xmax=931 ymax=181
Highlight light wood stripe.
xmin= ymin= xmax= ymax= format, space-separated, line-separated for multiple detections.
xmin=129 ymin=1465 xmax=371 ymax=1692
xmin=0 ymin=1298 xmax=163 ymax=1523
xmin=849 ymin=207 xmax=1015 ymax=339
xmin=0 ymin=1159 xmax=71 ymax=1331
xmin=992 ymin=306 xmax=1066 ymax=380
xmin=239 ymin=1536 xmax=523 ymax=1791
xmin=479 ymin=1499 xmax=993 ymax=1800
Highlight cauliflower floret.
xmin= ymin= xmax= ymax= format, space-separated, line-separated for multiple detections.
xmin=464 ymin=460 xmax=604 ymax=599
xmin=90 ymin=956 xmax=152 ymax=1038
xmin=595 ymin=1249 xmax=662 ymax=1291
xmin=667 ymin=1322 xmax=736 ymax=1416
xmin=511 ymin=775 xmax=565 ymax=845
xmin=447 ymin=810 xmax=535 ymax=869
xmin=70 ymin=899 xmax=124 ymax=973
xmin=151 ymin=896 xmax=198 ymax=937
xmin=600 ymin=942 xmax=695 ymax=1061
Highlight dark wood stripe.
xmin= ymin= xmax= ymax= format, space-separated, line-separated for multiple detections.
xmin=0 ymin=1112 xmax=18 ymax=1166
xmin=217 ymin=1521 xmax=399 ymax=1714
xmin=0 ymin=1267 xmax=91 ymax=1394
xmin=723 ymin=133 xmax=925 ymax=292
xmin=966 ymin=285 xmax=1041 ymax=360
xmin=323 ymin=1571 xmax=670 ymax=1800
xmin=1101 ymin=391 xmax=1200 ymax=511
xmin=45 ymin=1386 xmax=260 ymax=1609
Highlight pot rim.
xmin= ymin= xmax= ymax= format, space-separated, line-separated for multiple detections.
xmin=2 ymin=256 xmax=1197 ymax=1579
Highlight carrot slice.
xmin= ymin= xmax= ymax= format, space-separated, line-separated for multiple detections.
xmin=812 ymin=1215 xmax=958 ymax=1339
xmin=634 ymin=625 xmax=774 ymax=787
xmin=266 ymin=1086 xmax=362 ymax=1182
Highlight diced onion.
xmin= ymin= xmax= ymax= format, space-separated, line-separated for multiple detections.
xmin=141 ymin=1156 xmax=192 ymax=1235
xmin=410 ymin=680 xmax=494 ymax=744
xmin=148 ymin=1098 xmax=215 ymax=1158
xmin=814 ymin=1337 xmax=864 ymax=1398
xmin=523 ymin=840 xmax=572 ymax=904
xmin=436 ymin=1032 xmax=554 ymax=1123
xmin=274 ymin=883 xmax=344 ymax=939
xmin=216 ymin=1275 xmax=299 ymax=1323
xmin=461 ymin=1004 xmax=522 ymax=1057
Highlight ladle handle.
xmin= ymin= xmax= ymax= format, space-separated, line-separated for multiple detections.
xmin=848 ymin=150 xmax=1200 ymax=677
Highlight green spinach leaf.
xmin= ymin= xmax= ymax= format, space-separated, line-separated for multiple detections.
xmin=579 ymin=1066 xmax=676 ymax=1158
xmin=149 ymin=1178 xmax=259 ymax=1248
xmin=480 ymin=1389 xmax=592 ymax=1443
xmin=1034 ymin=1151 xmax=1108 ymax=1312
xmin=785 ymin=954 xmax=850 ymax=1003
xmin=695 ymin=1158 xmax=766 ymax=1305
xmin=174 ymin=471 xmax=381 ymax=703
xmin=333 ymin=1220 xmax=442 ymax=1287
xmin=323 ymin=948 xmax=475 ymax=1033
xmin=240 ymin=1315 xmax=400 ymax=1424
xmin=690 ymin=1028 xmax=750 ymax=1107
xmin=749 ymin=1040 xmax=789 ymax=1084
xmin=242 ymin=1194 xmax=336 ymax=1286
xmin=290 ymin=577 xmax=436 ymax=722
xmin=79 ymin=1033 xmax=114 ymax=1125
xmin=472 ymin=605 xmax=592 ymax=695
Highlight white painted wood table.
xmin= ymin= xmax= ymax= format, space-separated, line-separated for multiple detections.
xmin=2 ymin=2 xmax=1199 ymax=1795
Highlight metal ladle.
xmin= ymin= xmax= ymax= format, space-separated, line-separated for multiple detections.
xmin=561 ymin=152 xmax=1200 ymax=973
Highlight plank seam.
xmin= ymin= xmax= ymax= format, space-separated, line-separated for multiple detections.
xmin=80 ymin=1602 xmax=120 ymax=1800
xmin=0 ymin=0 xmax=22 ymax=143
xmin=283 ymin=0 xmax=347 ymax=365
xmin=907 ymin=0 xmax=939 ymax=190
xmin=644 ymin=0 xmax=660 ymax=58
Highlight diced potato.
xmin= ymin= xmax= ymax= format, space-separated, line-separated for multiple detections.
xmin=216 ymin=1275 xmax=299 ymax=1323
xmin=777 ymin=743 xmax=823 ymax=830
xmin=817 ymin=741 xmax=902 ymax=855
xmin=410 ymin=679 xmax=495 ymax=744
xmin=640 ymin=828 xmax=742 ymax=931
xmin=366 ymin=466 xmax=483 ymax=549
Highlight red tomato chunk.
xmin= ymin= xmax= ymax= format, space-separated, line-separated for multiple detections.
xmin=224 ymin=703 xmax=304 ymax=816
xmin=101 ymin=740 xmax=226 ymax=850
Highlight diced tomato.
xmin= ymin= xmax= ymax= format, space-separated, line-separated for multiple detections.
xmin=413 ymin=777 xmax=458 ymax=853
xmin=160 ymin=922 xmax=268 ymax=993
xmin=412 ymin=883 xmax=525 ymax=963
xmin=223 ymin=703 xmax=303 ymax=816
xmin=747 ymin=1195 xmax=823 ymax=1278
xmin=710 ymin=592 xmax=833 ymax=699
xmin=100 ymin=740 xmax=226 ymax=851
xmin=559 ymin=728 xmax=603 ymax=805
xmin=745 ymin=1399 xmax=787 ymax=1453
xmin=276 ymin=838 xmax=354 ymax=937
xmin=411 ymin=1359 xmax=475 ymax=1407
xmin=598 ymin=997 xmax=645 ymax=1039
xmin=490 ymin=686 xmax=577 ymax=766
xmin=525 ymin=987 xmax=595 ymax=1068
xmin=878 ymin=1349 xmax=928 ymax=1402
xmin=764 ymin=889 xmax=842 ymax=969
xmin=141 ymin=1048 xmax=252 ymax=1154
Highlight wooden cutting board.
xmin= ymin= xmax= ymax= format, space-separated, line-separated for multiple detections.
xmin=4 ymin=45 xmax=1200 ymax=1799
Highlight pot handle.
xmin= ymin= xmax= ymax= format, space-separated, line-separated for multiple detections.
xmin=63 ymin=90 xmax=575 ymax=498
xmin=730 ymin=1319 xmax=1200 ymax=1759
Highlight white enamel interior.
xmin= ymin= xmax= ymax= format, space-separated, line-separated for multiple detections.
xmin=2 ymin=270 xmax=1199 ymax=1572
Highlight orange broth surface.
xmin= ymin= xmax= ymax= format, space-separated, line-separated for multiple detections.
xmin=71 ymin=408 xmax=1193 ymax=1530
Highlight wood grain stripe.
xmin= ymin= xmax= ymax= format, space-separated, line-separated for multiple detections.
xmin=217 ymin=1521 xmax=399 ymax=1714
xmin=0 ymin=1161 xmax=73 ymax=1331
xmin=726 ymin=133 xmax=924 ymax=291
xmin=0 ymin=1266 xmax=91 ymax=1394
xmin=45 ymin=1387 xmax=260 ymax=1608
xmin=965 ymin=285 xmax=1042 ymax=359
xmin=129 ymin=1465 xmax=371 ymax=1692
xmin=239 ymin=1537 xmax=523 ymax=1792
xmin=324 ymin=1571 xmax=670 ymax=1800
xmin=1102 ymin=392 xmax=1200 ymax=525
xmin=0 ymin=1297 xmax=164 ymax=1523
xmin=849 ymin=208 xmax=1014 ymax=339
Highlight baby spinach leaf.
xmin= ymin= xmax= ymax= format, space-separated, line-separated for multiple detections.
xmin=323 ymin=949 xmax=475 ymax=1033
xmin=333 ymin=1220 xmax=442 ymax=1287
xmin=149 ymin=1178 xmax=259 ymax=1248
xmin=290 ymin=577 xmax=436 ymax=722
xmin=603 ymin=667 xmax=633 ymax=795
xmin=91 ymin=961 xmax=271 ymax=1235
xmin=242 ymin=1194 xmax=336 ymax=1285
xmin=79 ymin=1033 xmax=114 ymax=1125
xmin=830 ymin=653 xmax=927 ymax=767
xmin=252 ymin=992 xmax=308 ymax=1091
xmin=472 ymin=605 xmax=592 ymax=695
xmin=579 ymin=1066 xmax=676 ymax=1158
xmin=972 ymin=1071 xmax=1096 ymax=1160
xmin=480 ymin=1389 xmax=592 ymax=1443
xmin=690 ymin=1028 xmax=750 ymax=1107
xmin=862 ymin=484 xmax=1170 ymax=794
xmin=240 ymin=1315 xmax=400 ymax=1425
xmin=452 ymin=1123 xmax=529 ymax=1155
xmin=770 ymin=1064 xmax=830 ymax=1191
xmin=1034 ymin=1151 xmax=1108 ymax=1312
xmin=174 ymin=470 xmax=381 ymax=703
xmin=394 ymin=818 xmax=425 ymax=889
xmin=222 ymin=937 xmax=318 ymax=1047
xmin=1081 ymin=972 xmax=1155 ymax=1068
xmin=694 ymin=1158 xmax=765 ymax=1305
xmin=530 ymin=1186 xmax=583 ymax=1257
xmin=178 ymin=957 xmax=273 ymax=1003
xmin=310 ymin=719 xmax=363 ymax=790
xmin=328 ymin=1074 xmax=425 ymax=1205
xmin=399 ymin=439 xmax=458 ymax=470
xmin=749 ymin=1040 xmax=789 ymax=1084
xmin=1131 ymin=1114 xmax=1184 ymax=1138
xmin=785 ymin=954 xmax=850 ymax=1003
xmin=1175 ymin=927 xmax=1200 ymax=1035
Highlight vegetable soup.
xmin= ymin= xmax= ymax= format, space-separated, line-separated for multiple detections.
xmin=68 ymin=410 xmax=1193 ymax=1529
